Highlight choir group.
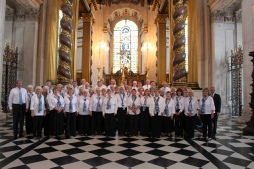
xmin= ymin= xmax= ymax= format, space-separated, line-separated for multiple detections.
xmin=8 ymin=78 xmax=221 ymax=142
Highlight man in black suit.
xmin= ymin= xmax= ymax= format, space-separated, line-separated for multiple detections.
xmin=210 ymin=87 xmax=221 ymax=137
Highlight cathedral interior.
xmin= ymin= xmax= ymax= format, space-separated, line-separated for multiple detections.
xmin=0 ymin=0 xmax=254 ymax=168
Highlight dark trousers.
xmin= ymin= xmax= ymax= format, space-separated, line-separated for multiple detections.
xmin=105 ymin=113 xmax=116 ymax=136
xmin=91 ymin=111 xmax=103 ymax=135
xmin=151 ymin=115 xmax=162 ymax=137
xmin=201 ymin=114 xmax=212 ymax=138
xmin=33 ymin=116 xmax=43 ymax=138
xmin=162 ymin=116 xmax=174 ymax=134
xmin=175 ymin=111 xmax=183 ymax=136
xmin=49 ymin=110 xmax=64 ymax=136
xmin=26 ymin=109 xmax=33 ymax=134
xmin=185 ymin=115 xmax=196 ymax=138
xmin=212 ymin=114 xmax=218 ymax=134
xmin=125 ymin=114 xmax=130 ymax=133
xmin=66 ymin=113 xmax=76 ymax=137
xmin=43 ymin=113 xmax=50 ymax=136
xmin=12 ymin=104 xmax=26 ymax=137
xmin=140 ymin=107 xmax=151 ymax=136
xmin=129 ymin=115 xmax=138 ymax=135
xmin=117 ymin=108 xmax=127 ymax=135
xmin=78 ymin=115 xmax=91 ymax=135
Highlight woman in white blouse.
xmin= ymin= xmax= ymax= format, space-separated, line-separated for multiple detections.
xmin=89 ymin=88 xmax=103 ymax=135
xmin=174 ymin=88 xmax=185 ymax=138
xmin=30 ymin=86 xmax=45 ymax=140
xmin=102 ymin=89 xmax=117 ymax=137
xmin=116 ymin=87 xmax=128 ymax=136
xmin=127 ymin=89 xmax=141 ymax=136
xmin=162 ymin=91 xmax=175 ymax=137
xmin=48 ymin=87 xmax=65 ymax=138
xmin=198 ymin=88 xmax=215 ymax=141
xmin=140 ymin=89 xmax=154 ymax=136
xmin=64 ymin=88 xmax=78 ymax=139
xmin=26 ymin=85 xmax=34 ymax=135
xmin=151 ymin=89 xmax=165 ymax=138
xmin=77 ymin=90 xmax=90 ymax=136
xmin=184 ymin=89 xmax=199 ymax=138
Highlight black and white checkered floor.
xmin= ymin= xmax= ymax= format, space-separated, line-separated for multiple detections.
xmin=0 ymin=114 xmax=253 ymax=169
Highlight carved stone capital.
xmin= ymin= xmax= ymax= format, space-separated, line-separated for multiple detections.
xmin=14 ymin=8 xmax=40 ymax=21
xmin=210 ymin=10 xmax=242 ymax=23
xmin=82 ymin=13 xmax=95 ymax=24
xmin=155 ymin=14 xmax=168 ymax=24
xmin=5 ymin=8 xmax=14 ymax=21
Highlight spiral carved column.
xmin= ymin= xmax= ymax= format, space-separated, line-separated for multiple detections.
xmin=172 ymin=0 xmax=187 ymax=87
xmin=57 ymin=0 xmax=73 ymax=84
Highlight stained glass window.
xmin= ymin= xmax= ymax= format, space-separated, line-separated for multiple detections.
xmin=113 ymin=20 xmax=138 ymax=73
xmin=185 ymin=16 xmax=188 ymax=72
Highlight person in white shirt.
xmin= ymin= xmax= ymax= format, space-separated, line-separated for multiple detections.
xmin=45 ymin=81 xmax=53 ymax=94
xmin=26 ymin=85 xmax=34 ymax=135
xmin=89 ymin=88 xmax=94 ymax=97
xmin=137 ymin=81 xmax=143 ymax=89
xmin=57 ymin=84 xmax=64 ymax=98
xmin=143 ymin=79 xmax=151 ymax=90
xmin=42 ymin=86 xmax=50 ymax=137
xmin=132 ymin=81 xmax=138 ymax=90
xmin=83 ymin=82 xmax=90 ymax=93
xmin=170 ymin=87 xmax=176 ymax=99
xmin=64 ymin=88 xmax=78 ymax=138
xmin=159 ymin=89 xmax=165 ymax=98
xmin=8 ymin=80 xmax=28 ymax=139
xmin=174 ymin=88 xmax=185 ymax=138
xmin=162 ymin=91 xmax=175 ymax=137
xmin=184 ymin=89 xmax=199 ymax=138
xmin=151 ymin=89 xmax=165 ymax=138
xmin=78 ymin=87 xmax=84 ymax=99
xmin=198 ymin=88 xmax=215 ymax=141
xmin=89 ymin=88 xmax=103 ymax=135
xmin=73 ymin=81 xmax=79 ymax=96
xmin=48 ymin=86 xmax=65 ymax=138
xmin=140 ymin=89 xmax=154 ymax=136
xmin=107 ymin=79 xmax=117 ymax=89
xmin=63 ymin=79 xmax=73 ymax=94
xmin=150 ymin=87 xmax=155 ymax=97
xmin=126 ymin=86 xmax=132 ymax=97
xmin=30 ymin=86 xmax=46 ymax=140
xmin=160 ymin=81 xmax=171 ymax=97
xmin=77 ymin=90 xmax=90 ymax=136
xmin=150 ymin=81 xmax=156 ymax=89
xmin=101 ymin=88 xmax=107 ymax=97
xmin=103 ymin=89 xmax=117 ymax=137
xmin=116 ymin=87 xmax=128 ymax=136
xmin=127 ymin=89 xmax=141 ymax=136
xmin=79 ymin=79 xmax=86 ymax=89
xmin=137 ymin=87 xmax=144 ymax=98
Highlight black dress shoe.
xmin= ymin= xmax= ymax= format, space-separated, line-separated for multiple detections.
xmin=13 ymin=136 xmax=17 ymax=140
xmin=19 ymin=134 xmax=24 ymax=138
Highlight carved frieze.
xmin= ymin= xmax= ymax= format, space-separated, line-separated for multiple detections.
xmin=5 ymin=8 xmax=40 ymax=21
xmin=210 ymin=10 xmax=242 ymax=23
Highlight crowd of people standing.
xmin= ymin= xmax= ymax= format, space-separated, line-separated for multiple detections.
xmin=8 ymin=78 xmax=221 ymax=141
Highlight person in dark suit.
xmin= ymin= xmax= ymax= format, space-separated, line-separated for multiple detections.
xmin=210 ymin=87 xmax=221 ymax=137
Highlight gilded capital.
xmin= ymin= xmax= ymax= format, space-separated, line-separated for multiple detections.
xmin=82 ymin=13 xmax=95 ymax=24
xmin=155 ymin=14 xmax=168 ymax=24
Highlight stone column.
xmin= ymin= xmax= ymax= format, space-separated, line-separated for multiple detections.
xmin=172 ymin=0 xmax=187 ymax=87
xmin=82 ymin=13 xmax=94 ymax=84
xmin=36 ymin=1 xmax=48 ymax=85
xmin=46 ymin=0 xmax=59 ymax=84
xmin=0 ymin=0 xmax=6 ymax=103
xmin=155 ymin=14 xmax=168 ymax=85
xmin=57 ymin=0 xmax=73 ymax=84
xmin=242 ymin=0 xmax=254 ymax=115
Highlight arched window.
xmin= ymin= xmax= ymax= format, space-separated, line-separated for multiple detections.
xmin=113 ymin=20 xmax=138 ymax=73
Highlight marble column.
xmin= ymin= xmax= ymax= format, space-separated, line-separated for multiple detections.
xmin=46 ymin=0 xmax=59 ymax=84
xmin=0 ymin=0 xmax=6 ymax=103
xmin=242 ymin=0 xmax=254 ymax=117
xmin=82 ymin=13 xmax=94 ymax=84
xmin=155 ymin=14 xmax=168 ymax=85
